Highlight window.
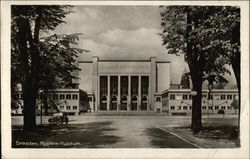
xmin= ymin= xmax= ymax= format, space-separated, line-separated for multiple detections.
xmin=88 ymin=97 xmax=92 ymax=101
xmin=208 ymin=95 xmax=213 ymax=100
xmin=215 ymin=106 xmax=219 ymax=110
xmin=170 ymin=106 xmax=175 ymax=110
xmin=221 ymin=106 xmax=226 ymax=110
xmin=227 ymin=95 xmax=232 ymax=100
xmin=233 ymin=95 xmax=237 ymax=100
xmin=227 ymin=106 xmax=231 ymax=110
xmin=72 ymin=94 xmax=78 ymax=99
xmin=183 ymin=106 xmax=188 ymax=110
xmin=60 ymin=94 xmax=65 ymax=99
xmin=66 ymin=94 xmax=71 ymax=99
xmin=66 ymin=106 xmax=71 ymax=110
xmin=183 ymin=95 xmax=188 ymax=100
xmin=189 ymin=106 xmax=192 ymax=110
xmin=48 ymin=106 xmax=51 ymax=110
xmin=53 ymin=94 xmax=58 ymax=100
xmin=202 ymin=94 xmax=207 ymax=98
xmin=170 ymin=94 xmax=175 ymax=100
xmin=202 ymin=106 xmax=206 ymax=110
xmin=73 ymin=106 xmax=77 ymax=110
xmin=60 ymin=106 xmax=64 ymax=110
xmin=221 ymin=95 xmax=226 ymax=100
xmin=156 ymin=97 xmax=161 ymax=102
xmin=208 ymin=106 xmax=213 ymax=110
xmin=177 ymin=106 xmax=181 ymax=110
xmin=189 ymin=95 xmax=192 ymax=99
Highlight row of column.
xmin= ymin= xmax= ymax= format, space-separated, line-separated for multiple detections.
xmin=104 ymin=75 xmax=146 ymax=111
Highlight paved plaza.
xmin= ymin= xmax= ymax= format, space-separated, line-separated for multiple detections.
xmin=12 ymin=114 xmax=238 ymax=148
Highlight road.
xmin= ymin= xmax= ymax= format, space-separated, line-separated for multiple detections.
xmin=12 ymin=115 xmax=237 ymax=148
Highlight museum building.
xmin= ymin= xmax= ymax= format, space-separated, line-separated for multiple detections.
xmin=78 ymin=56 xmax=171 ymax=112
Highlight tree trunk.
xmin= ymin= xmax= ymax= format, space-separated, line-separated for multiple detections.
xmin=231 ymin=22 xmax=240 ymax=139
xmin=16 ymin=18 xmax=37 ymax=131
xmin=43 ymin=89 xmax=49 ymax=115
xmin=190 ymin=66 xmax=203 ymax=134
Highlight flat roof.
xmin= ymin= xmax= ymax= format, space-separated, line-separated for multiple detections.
xmin=78 ymin=60 xmax=171 ymax=63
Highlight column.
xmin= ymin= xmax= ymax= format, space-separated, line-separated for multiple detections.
xmin=149 ymin=57 xmax=156 ymax=111
xmin=117 ymin=76 xmax=121 ymax=110
xmin=138 ymin=75 xmax=141 ymax=111
xmin=107 ymin=75 xmax=110 ymax=111
xmin=92 ymin=56 xmax=98 ymax=111
xmin=128 ymin=76 xmax=131 ymax=111
xmin=97 ymin=75 xmax=100 ymax=111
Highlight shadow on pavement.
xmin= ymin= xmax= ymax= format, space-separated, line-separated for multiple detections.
xmin=12 ymin=121 xmax=121 ymax=148
xmin=144 ymin=128 xmax=197 ymax=148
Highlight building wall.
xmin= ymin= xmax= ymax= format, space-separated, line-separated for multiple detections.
xmin=157 ymin=62 xmax=170 ymax=92
xmin=163 ymin=89 xmax=239 ymax=115
xmin=78 ymin=62 xmax=93 ymax=92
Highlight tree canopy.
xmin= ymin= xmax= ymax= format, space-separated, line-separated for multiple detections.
xmin=159 ymin=6 xmax=240 ymax=134
xmin=11 ymin=5 xmax=84 ymax=130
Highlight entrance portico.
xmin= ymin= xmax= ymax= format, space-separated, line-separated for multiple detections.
xmin=99 ymin=75 xmax=149 ymax=111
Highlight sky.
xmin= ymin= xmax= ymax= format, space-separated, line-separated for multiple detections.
xmin=53 ymin=6 xmax=236 ymax=86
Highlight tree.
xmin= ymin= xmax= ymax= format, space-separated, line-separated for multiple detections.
xmin=159 ymin=6 xmax=233 ymax=134
xmin=11 ymin=5 xmax=82 ymax=131
xmin=231 ymin=99 xmax=239 ymax=114
xmin=39 ymin=33 xmax=84 ymax=115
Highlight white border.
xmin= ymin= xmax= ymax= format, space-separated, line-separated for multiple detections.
xmin=1 ymin=1 xmax=249 ymax=159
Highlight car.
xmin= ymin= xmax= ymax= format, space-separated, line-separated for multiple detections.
xmin=48 ymin=112 xmax=69 ymax=125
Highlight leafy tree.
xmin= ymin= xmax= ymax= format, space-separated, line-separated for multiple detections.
xmin=39 ymin=34 xmax=85 ymax=115
xmin=11 ymin=5 xmax=83 ymax=131
xmin=159 ymin=6 xmax=238 ymax=134
xmin=231 ymin=99 xmax=239 ymax=114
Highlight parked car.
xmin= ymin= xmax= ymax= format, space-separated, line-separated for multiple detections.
xmin=48 ymin=112 xmax=69 ymax=125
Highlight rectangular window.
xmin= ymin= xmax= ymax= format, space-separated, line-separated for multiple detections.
xmin=202 ymin=94 xmax=207 ymax=98
xmin=177 ymin=106 xmax=181 ymax=110
xmin=202 ymin=106 xmax=206 ymax=110
xmin=208 ymin=95 xmax=213 ymax=100
xmin=189 ymin=95 xmax=192 ymax=99
xmin=233 ymin=95 xmax=237 ymax=99
xmin=88 ymin=97 xmax=92 ymax=101
xmin=53 ymin=94 xmax=58 ymax=100
xmin=215 ymin=106 xmax=219 ymax=110
xmin=221 ymin=106 xmax=226 ymax=110
xmin=209 ymin=106 xmax=213 ymax=110
xmin=60 ymin=106 xmax=64 ymax=110
xmin=59 ymin=94 xmax=65 ymax=99
xmin=183 ymin=106 xmax=188 ymax=110
xmin=73 ymin=106 xmax=77 ymax=110
xmin=66 ymin=106 xmax=71 ymax=110
xmin=170 ymin=106 xmax=175 ymax=110
xmin=48 ymin=106 xmax=51 ymax=110
xmin=156 ymin=97 xmax=161 ymax=102
xmin=183 ymin=95 xmax=188 ymax=100
xmin=189 ymin=106 xmax=192 ymax=110
xmin=170 ymin=94 xmax=175 ymax=100
xmin=72 ymin=94 xmax=78 ymax=99
xmin=66 ymin=94 xmax=71 ymax=99
xmin=227 ymin=95 xmax=232 ymax=100
xmin=221 ymin=95 xmax=226 ymax=100
xmin=227 ymin=106 xmax=231 ymax=110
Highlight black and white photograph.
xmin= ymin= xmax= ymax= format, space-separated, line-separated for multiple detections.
xmin=1 ymin=1 xmax=249 ymax=159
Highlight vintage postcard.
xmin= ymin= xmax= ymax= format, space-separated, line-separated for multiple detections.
xmin=1 ymin=0 xmax=249 ymax=159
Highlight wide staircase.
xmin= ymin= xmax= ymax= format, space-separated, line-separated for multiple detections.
xmin=81 ymin=111 xmax=167 ymax=116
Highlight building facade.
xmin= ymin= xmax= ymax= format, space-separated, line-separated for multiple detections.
xmin=78 ymin=57 xmax=171 ymax=112
xmin=162 ymin=89 xmax=239 ymax=115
